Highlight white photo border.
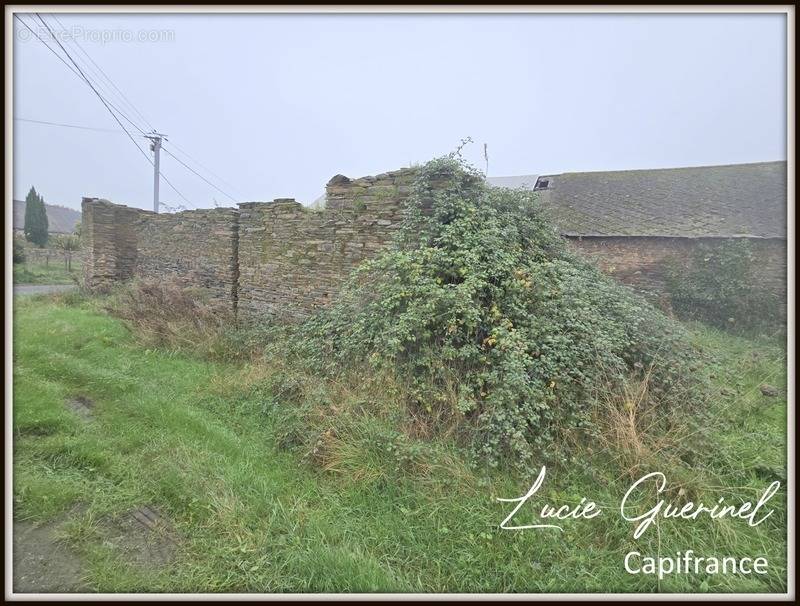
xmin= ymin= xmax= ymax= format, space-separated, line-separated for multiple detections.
xmin=4 ymin=3 xmax=795 ymax=601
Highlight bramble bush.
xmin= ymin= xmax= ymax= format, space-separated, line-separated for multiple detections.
xmin=666 ymin=239 xmax=781 ymax=334
xmin=295 ymin=155 xmax=703 ymax=470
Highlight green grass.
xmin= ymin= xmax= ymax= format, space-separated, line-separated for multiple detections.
xmin=13 ymin=259 xmax=82 ymax=285
xmin=12 ymin=296 xmax=788 ymax=593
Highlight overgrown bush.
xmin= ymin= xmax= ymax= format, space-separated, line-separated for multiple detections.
xmin=666 ymin=239 xmax=780 ymax=333
xmin=295 ymin=156 xmax=703 ymax=470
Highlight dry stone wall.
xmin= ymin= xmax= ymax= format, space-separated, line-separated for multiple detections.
xmin=568 ymin=235 xmax=787 ymax=312
xmin=135 ymin=208 xmax=240 ymax=306
xmin=82 ymin=169 xmax=787 ymax=320
xmin=237 ymin=170 xmax=413 ymax=318
xmin=81 ymin=198 xmax=145 ymax=289
xmin=82 ymin=169 xmax=415 ymax=316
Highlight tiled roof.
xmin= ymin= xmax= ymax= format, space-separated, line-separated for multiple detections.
xmin=494 ymin=162 xmax=787 ymax=239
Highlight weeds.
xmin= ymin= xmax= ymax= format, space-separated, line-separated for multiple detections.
xmin=12 ymin=296 xmax=788 ymax=592
xmin=108 ymin=278 xmax=238 ymax=360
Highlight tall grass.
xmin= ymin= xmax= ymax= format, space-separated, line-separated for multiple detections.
xmin=12 ymin=288 xmax=786 ymax=592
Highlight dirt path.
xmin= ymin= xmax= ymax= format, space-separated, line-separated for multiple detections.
xmin=13 ymin=516 xmax=88 ymax=593
xmin=13 ymin=396 xmax=178 ymax=594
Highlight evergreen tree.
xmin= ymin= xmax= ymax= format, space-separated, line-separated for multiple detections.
xmin=23 ymin=187 xmax=48 ymax=247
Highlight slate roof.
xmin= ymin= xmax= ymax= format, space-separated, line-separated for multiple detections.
xmin=13 ymin=199 xmax=82 ymax=234
xmin=492 ymin=161 xmax=787 ymax=239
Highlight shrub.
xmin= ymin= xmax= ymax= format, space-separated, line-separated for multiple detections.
xmin=13 ymin=236 xmax=26 ymax=264
xmin=51 ymin=234 xmax=81 ymax=271
xmin=295 ymin=156 xmax=703 ymax=470
xmin=666 ymin=239 xmax=780 ymax=333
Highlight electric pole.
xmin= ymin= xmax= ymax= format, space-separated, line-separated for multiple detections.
xmin=484 ymin=143 xmax=489 ymax=178
xmin=145 ymin=131 xmax=167 ymax=213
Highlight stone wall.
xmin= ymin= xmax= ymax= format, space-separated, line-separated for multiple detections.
xmin=81 ymin=169 xmax=415 ymax=315
xmin=82 ymin=171 xmax=787 ymax=320
xmin=82 ymin=198 xmax=145 ymax=290
xmin=237 ymin=169 xmax=413 ymax=318
xmin=568 ymin=235 xmax=787 ymax=310
xmin=135 ymin=208 xmax=240 ymax=306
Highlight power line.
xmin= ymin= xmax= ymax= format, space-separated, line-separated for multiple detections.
xmin=14 ymin=116 xmax=147 ymax=135
xmin=48 ymin=13 xmax=155 ymax=133
xmin=32 ymin=14 xmax=195 ymax=210
xmin=14 ymin=15 xmax=147 ymax=137
xmin=15 ymin=116 xmax=195 ymax=209
xmin=40 ymin=15 xmax=237 ymax=208
xmin=162 ymin=145 xmax=237 ymax=203
xmin=19 ymin=14 xmax=232 ymax=212
xmin=17 ymin=114 xmax=236 ymax=205
xmin=155 ymin=162 xmax=194 ymax=209
xmin=35 ymin=14 xmax=151 ymax=160
xmin=164 ymin=139 xmax=244 ymax=198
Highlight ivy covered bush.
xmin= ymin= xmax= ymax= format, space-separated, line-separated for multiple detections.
xmin=298 ymin=156 xmax=702 ymax=469
xmin=666 ymin=239 xmax=781 ymax=333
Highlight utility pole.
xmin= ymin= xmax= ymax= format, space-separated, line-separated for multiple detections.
xmin=145 ymin=131 xmax=167 ymax=213
xmin=483 ymin=143 xmax=489 ymax=178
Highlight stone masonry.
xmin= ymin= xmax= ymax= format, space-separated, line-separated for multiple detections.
xmin=82 ymin=170 xmax=415 ymax=317
xmin=82 ymin=167 xmax=787 ymax=319
xmin=236 ymin=169 xmax=413 ymax=318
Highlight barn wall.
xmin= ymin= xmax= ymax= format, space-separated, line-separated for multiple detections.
xmin=567 ymin=235 xmax=787 ymax=311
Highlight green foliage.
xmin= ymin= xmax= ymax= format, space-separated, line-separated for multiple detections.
xmin=52 ymin=234 xmax=82 ymax=271
xmin=298 ymin=156 xmax=702 ymax=469
xmin=24 ymin=186 xmax=49 ymax=247
xmin=12 ymin=296 xmax=787 ymax=592
xmin=52 ymin=233 xmax=81 ymax=252
xmin=13 ymin=259 xmax=83 ymax=286
xmin=13 ymin=235 xmax=26 ymax=264
xmin=666 ymin=239 xmax=780 ymax=333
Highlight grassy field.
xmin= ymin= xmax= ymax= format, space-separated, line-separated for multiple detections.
xmin=13 ymin=259 xmax=82 ymax=285
xmin=12 ymin=294 xmax=788 ymax=593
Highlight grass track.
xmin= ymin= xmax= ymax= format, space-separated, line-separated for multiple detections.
xmin=12 ymin=295 xmax=788 ymax=593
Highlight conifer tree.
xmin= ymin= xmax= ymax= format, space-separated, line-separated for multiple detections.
xmin=23 ymin=187 xmax=49 ymax=247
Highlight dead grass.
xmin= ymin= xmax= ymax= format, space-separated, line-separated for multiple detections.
xmin=557 ymin=362 xmax=722 ymax=507
xmin=108 ymin=279 xmax=236 ymax=358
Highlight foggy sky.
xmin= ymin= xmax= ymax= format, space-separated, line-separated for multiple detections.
xmin=12 ymin=12 xmax=787 ymax=211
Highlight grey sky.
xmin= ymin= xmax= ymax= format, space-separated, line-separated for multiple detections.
xmin=13 ymin=12 xmax=786 ymax=211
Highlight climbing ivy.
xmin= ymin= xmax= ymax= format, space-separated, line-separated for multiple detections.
xmin=666 ymin=239 xmax=781 ymax=333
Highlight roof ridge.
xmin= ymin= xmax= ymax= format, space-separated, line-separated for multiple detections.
xmin=556 ymin=160 xmax=786 ymax=178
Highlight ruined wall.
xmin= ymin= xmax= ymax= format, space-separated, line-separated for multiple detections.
xmin=568 ymin=235 xmax=787 ymax=310
xmin=82 ymin=198 xmax=147 ymax=290
xmin=82 ymin=173 xmax=787 ymax=320
xmin=82 ymin=169 xmax=415 ymax=316
xmin=135 ymin=208 xmax=240 ymax=306
xmin=82 ymin=198 xmax=239 ymax=303
xmin=237 ymin=169 xmax=413 ymax=318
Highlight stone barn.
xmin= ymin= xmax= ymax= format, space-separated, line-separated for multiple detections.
xmin=489 ymin=161 xmax=787 ymax=307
